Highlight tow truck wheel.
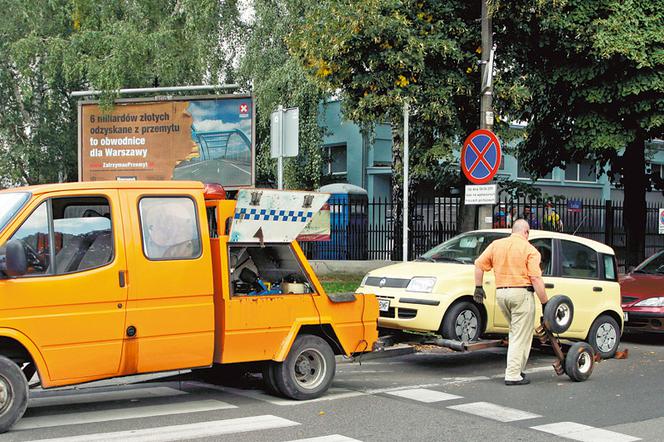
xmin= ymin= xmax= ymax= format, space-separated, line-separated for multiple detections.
xmin=273 ymin=335 xmax=335 ymax=400
xmin=564 ymin=342 xmax=594 ymax=382
xmin=262 ymin=362 xmax=281 ymax=396
xmin=440 ymin=302 xmax=482 ymax=342
xmin=543 ymin=295 xmax=574 ymax=334
xmin=0 ymin=356 xmax=29 ymax=433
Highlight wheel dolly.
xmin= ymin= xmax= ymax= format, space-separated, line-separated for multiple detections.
xmin=374 ymin=296 xmax=597 ymax=382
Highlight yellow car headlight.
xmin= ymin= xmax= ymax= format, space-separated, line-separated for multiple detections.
xmin=406 ymin=277 xmax=436 ymax=293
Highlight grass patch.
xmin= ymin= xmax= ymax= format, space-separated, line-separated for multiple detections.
xmin=321 ymin=279 xmax=362 ymax=294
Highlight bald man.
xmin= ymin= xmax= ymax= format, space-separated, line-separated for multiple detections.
xmin=474 ymin=219 xmax=549 ymax=385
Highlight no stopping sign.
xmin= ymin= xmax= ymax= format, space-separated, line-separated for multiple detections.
xmin=461 ymin=129 xmax=502 ymax=184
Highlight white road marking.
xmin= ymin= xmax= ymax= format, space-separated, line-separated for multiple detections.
xmin=31 ymin=415 xmax=299 ymax=441
xmin=287 ymin=435 xmax=361 ymax=442
xmin=29 ymin=387 xmax=186 ymax=408
xmin=386 ymin=388 xmax=462 ymax=403
xmin=190 ymin=381 xmax=445 ymax=405
xmin=447 ymin=401 xmax=541 ymax=422
xmin=532 ymin=422 xmax=641 ymax=442
xmin=15 ymin=399 xmax=236 ymax=430
xmin=215 ymin=385 xmax=365 ymax=405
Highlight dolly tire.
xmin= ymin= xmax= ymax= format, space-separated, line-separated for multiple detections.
xmin=543 ymin=295 xmax=574 ymax=334
xmin=273 ymin=335 xmax=335 ymax=400
xmin=440 ymin=302 xmax=482 ymax=342
xmin=0 ymin=356 xmax=29 ymax=433
xmin=587 ymin=315 xmax=620 ymax=359
xmin=565 ymin=342 xmax=594 ymax=382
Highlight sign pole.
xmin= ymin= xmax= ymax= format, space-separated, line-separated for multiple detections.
xmin=403 ymin=101 xmax=409 ymax=262
xmin=277 ymin=105 xmax=284 ymax=190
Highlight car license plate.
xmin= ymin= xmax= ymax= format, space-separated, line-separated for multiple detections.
xmin=378 ymin=299 xmax=390 ymax=312
xmin=623 ymin=312 xmax=629 ymax=322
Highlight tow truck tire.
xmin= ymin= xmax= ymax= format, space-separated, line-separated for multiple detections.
xmin=273 ymin=335 xmax=336 ymax=400
xmin=262 ymin=362 xmax=281 ymax=396
xmin=587 ymin=315 xmax=620 ymax=359
xmin=543 ymin=295 xmax=574 ymax=334
xmin=440 ymin=302 xmax=482 ymax=342
xmin=564 ymin=342 xmax=594 ymax=382
xmin=0 ymin=356 xmax=29 ymax=433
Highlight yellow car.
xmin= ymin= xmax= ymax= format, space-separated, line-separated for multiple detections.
xmin=356 ymin=229 xmax=624 ymax=358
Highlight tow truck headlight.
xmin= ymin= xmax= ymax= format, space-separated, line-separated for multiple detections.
xmin=634 ymin=297 xmax=664 ymax=307
xmin=406 ymin=277 xmax=436 ymax=293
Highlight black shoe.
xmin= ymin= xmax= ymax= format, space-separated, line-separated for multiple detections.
xmin=505 ymin=378 xmax=530 ymax=386
xmin=521 ymin=372 xmax=528 ymax=380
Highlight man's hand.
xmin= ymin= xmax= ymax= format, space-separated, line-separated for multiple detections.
xmin=473 ymin=286 xmax=486 ymax=304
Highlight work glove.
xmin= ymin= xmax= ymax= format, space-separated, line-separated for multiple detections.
xmin=540 ymin=301 xmax=548 ymax=324
xmin=473 ymin=286 xmax=486 ymax=304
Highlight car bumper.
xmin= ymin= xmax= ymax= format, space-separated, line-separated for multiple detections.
xmin=623 ymin=310 xmax=664 ymax=333
xmin=376 ymin=295 xmax=444 ymax=332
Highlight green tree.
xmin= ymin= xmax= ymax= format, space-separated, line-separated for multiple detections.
xmin=288 ymin=0 xmax=483 ymax=246
xmin=233 ymin=0 xmax=327 ymax=190
xmin=493 ymin=0 xmax=664 ymax=266
xmin=0 ymin=0 xmax=225 ymax=186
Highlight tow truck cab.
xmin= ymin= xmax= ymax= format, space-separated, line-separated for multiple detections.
xmin=0 ymin=181 xmax=378 ymax=432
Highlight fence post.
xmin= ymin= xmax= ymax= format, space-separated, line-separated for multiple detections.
xmin=605 ymin=200 xmax=613 ymax=247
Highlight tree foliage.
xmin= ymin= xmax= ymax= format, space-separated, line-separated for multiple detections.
xmin=0 ymin=0 xmax=225 ymax=186
xmin=287 ymin=0 xmax=482 ymax=191
xmin=493 ymin=0 xmax=664 ymax=264
xmin=233 ymin=0 xmax=327 ymax=190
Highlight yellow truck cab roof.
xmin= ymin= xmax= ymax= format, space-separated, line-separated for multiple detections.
xmin=475 ymin=228 xmax=615 ymax=255
xmin=0 ymin=180 xmax=205 ymax=196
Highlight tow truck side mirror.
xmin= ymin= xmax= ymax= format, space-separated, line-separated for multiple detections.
xmin=4 ymin=240 xmax=27 ymax=277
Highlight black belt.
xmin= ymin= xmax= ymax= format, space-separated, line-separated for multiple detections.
xmin=497 ymin=286 xmax=534 ymax=292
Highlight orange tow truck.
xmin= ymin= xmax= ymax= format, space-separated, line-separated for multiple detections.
xmin=0 ymin=181 xmax=378 ymax=432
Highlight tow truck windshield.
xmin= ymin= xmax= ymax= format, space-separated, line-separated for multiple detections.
xmin=0 ymin=193 xmax=30 ymax=233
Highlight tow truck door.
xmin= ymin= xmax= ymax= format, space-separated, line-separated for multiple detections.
xmin=120 ymin=188 xmax=215 ymax=374
xmin=0 ymin=190 xmax=128 ymax=383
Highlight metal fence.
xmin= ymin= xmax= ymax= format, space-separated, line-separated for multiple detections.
xmin=300 ymin=197 xmax=460 ymax=261
xmin=300 ymin=196 xmax=663 ymax=270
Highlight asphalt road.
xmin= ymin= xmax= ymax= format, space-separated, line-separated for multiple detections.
xmin=2 ymin=333 xmax=662 ymax=442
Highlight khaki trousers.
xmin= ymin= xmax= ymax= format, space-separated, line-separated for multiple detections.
xmin=496 ymin=288 xmax=535 ymax=382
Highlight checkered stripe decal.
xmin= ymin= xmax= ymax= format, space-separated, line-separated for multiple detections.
xmin=234 ymin=208 xmax=314 ymax=222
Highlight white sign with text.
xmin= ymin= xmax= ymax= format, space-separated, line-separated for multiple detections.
xmin=465 ymin=184 xmax=497 ymax=205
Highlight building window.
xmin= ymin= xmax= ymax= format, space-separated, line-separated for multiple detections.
xmin=565 ymin=161 xmax=596 ymax=182
xmin=517 ymin=161 xmax=553 ymax=180
xmin=323 ymin=144 xmax=347 ymax=176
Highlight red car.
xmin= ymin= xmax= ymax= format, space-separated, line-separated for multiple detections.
xmin=620 ymin=250 xmax=664 ymax=333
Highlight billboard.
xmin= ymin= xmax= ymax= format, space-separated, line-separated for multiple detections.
xmin=78 ymin=95 xmax=255 ymax=188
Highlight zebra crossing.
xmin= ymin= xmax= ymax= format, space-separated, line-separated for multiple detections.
xmin=8 ymin=383 xmax=360 ymax=442
xmin=2 ymin=379 xmax=644 ymax=441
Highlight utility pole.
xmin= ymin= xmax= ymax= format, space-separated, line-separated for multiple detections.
xmin=480 ymin=0 xmax=494 ymax=132
xmin=402 ymin=102 xmax=409 ymax=262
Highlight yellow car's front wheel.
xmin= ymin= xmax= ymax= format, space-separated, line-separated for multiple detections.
xmin=440 ymin=301 xmax=482 ymax=342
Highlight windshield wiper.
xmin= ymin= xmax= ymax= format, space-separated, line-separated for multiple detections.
xmin=633 ymin=269 xmax=650 ymax=274
xmin=433 ymin=257 xmax=468 ymax=264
